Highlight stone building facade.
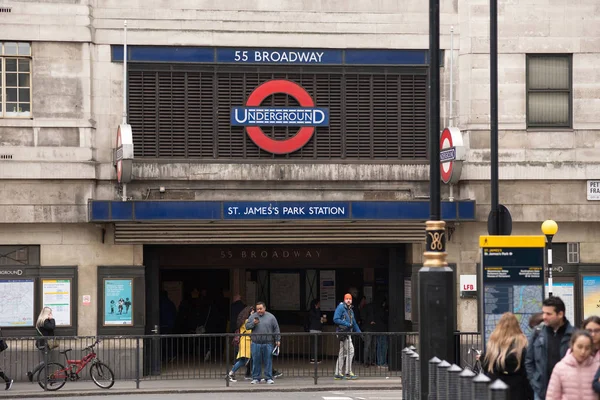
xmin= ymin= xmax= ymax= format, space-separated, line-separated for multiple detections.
xmin=0 ymin=0 xmax=598 ymax=337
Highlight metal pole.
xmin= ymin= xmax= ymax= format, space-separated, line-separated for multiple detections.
xmin=313 ymin=333 xmax=318 ymax=385
xmin=420 ymin=0 xmax=455 ymax=394
xmin=449 ymin=26 xmax=454 ymax=127
xmin=547 ymin=235 xmax=554 ymax=297
xmin=135 ymin=337 xmax=140 ymax=389
xmin=490 ymin=0 xmax=500 ymax=234
xmin=123 ymin=20 xmax=128 ymax=125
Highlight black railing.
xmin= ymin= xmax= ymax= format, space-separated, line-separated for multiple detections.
xmin=0 ymin=332 xmax=480 ymax=390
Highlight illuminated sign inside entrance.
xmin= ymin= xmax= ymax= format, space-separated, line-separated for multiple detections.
xmin=231 ymin=80 xmax=329 ymax=154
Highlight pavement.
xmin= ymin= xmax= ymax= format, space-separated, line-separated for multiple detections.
xmin=0 ymin=377 xmax=401 ymax=398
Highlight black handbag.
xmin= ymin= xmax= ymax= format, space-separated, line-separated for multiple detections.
xmin=336 ymin=325 xmax=351 ymax=341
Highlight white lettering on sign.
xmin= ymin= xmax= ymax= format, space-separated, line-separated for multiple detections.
xmin=460 ymin=274 xmax=477 ymax=292
xmin=249 ymin=51 xmax=324 ymax=63
xmin=587 ymin=180 xmax=600 ymax=200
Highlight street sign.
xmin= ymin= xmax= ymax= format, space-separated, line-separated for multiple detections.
xmin=587 ymin=180 xmax=600 ymax=200
xmin=479 ymin=236 xmax=545 ymax=347
xmin=440 ymin=127 xmax=465 ymax=184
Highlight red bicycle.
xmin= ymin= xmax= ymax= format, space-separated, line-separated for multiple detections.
xmin=38 ymin=339 xmax=115 ymax=391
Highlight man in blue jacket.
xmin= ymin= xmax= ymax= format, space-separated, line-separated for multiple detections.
xmin=333 ymin=293 xmax=361 ymax=380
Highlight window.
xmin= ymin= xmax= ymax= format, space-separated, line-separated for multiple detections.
xmin=526 ymin=54 xmax=572 ymax=128
xmin=0 ymin=245 xmax=39 ymax=265
xmin=0 ymin=41 xmax=31 ymax=118
xmin=567 ymin=242 xmax=579 ymax=264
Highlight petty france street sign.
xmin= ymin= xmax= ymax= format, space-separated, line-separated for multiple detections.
xmin=440 ymin=127 xmax=465 ymax=184
xmin=231 ymin=80 xmax=329 ymax=154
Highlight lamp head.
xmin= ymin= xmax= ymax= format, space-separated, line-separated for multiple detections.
xmin=541 ymin=220 xmax=558 ymax=236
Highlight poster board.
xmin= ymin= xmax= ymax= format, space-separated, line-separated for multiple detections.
xmin=103 ymin=279 xmax=133 ymax=326
xmin=0 ymin=279 xmax=34 ymax=327
xmin=583 ymin=275 xmax=600 ymax=320
xmin=270 ymin=273 xmax=300 ymax=310
xmin=319 ymin=270 xmax=336 ymax=311
xmin=404 ymin=278 xmax=412 ymax=320
xmin=42 ymin=279 xmax=71 ymax=326
xmin=480 ymin=236 xmax=545 ymax=346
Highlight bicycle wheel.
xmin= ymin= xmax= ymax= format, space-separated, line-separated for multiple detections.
xmin=90 ymin=361 xmax=115 ymax=389
xmin=37 ymin=362 xmax=67 ymax=391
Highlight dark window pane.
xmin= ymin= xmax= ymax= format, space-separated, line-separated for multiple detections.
xmin=5 ymin=103 xmax=18 ymax=112
xmin=4 ymin=42 xmax=17 ymax=55
xmin=18 ymin=43 xmax=30 ymax=56
xmin=5 ymin=59 xmax=17 ymax=72
xmin=18 ymin=74 xmax=30 ymax=87
xmin=19 ymin=103 xmax=30 ymax=112
xmin=19 ymin=88 xmax=30 ymax=102
xmin=5 ymin=73 xmax=17 ymax=87
xmin=18 ymin=59 xmax=30 ymax=72
xmin=6 ymin=88 xmax=17 ymax=102
xmin=528 ymin=92 xmax=569 ymax=126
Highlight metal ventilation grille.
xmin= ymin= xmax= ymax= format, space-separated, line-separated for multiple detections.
xmin=0 ymin=7 xmax=11 ymax=13
xmin=128 ymin=65 xmax=428 ymax=161
xmin=114 ymin=221 xmax=426 ymax=244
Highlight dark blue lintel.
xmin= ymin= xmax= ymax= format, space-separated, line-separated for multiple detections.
xmin=111 ymin=46 xmax=434 ymax=66
xmin=88 ymin=200 xmax=475 ymax=222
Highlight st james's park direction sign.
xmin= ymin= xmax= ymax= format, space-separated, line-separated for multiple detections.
xmin=231 ymin=80 xmax=329 ymax=155
xmin=480 ymin=236 xmax=545 ymax=347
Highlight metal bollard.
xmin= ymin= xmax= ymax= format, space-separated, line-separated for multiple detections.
xmin=405 ymin=349 xmax=415 ymax=398
xmin=459 ymin=368 xmax=476 ymax=400
xmin=472 ymin=372 xmax=491 ymax=400
xmin=447 ymin=364 xmax=463 ymax=399
xmin=428 ymin=357 xmax=442 ymax=400
xmin=402 ymin=348 xmax=411 ymax=400
xmin=489 ymin=379 xmax=509 ymax=400
xmin=436 ymin=360 xmax=451 ymax=400
xmin=414 ymin=355 xmax=420 ymax=399
xmin=410 ymin=351 xmax=419 ymax=399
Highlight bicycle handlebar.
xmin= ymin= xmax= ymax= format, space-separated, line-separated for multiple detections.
xmin=83 ymin=339 xmax=101 ymax=352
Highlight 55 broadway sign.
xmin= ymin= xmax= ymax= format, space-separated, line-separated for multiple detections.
xmin=231 ymin=80 xmax=329 ymax=154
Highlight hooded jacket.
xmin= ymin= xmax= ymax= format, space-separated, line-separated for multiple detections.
xmin=333 ymin=302 xmax=361 ymax=333
xmin=546 ymin=349 xmax=599 ymax=400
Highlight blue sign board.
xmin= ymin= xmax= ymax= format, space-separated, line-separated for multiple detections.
xmin=104 ymin=279 xmax=133 ymax=326
xmin=231 ymin=107 xmax=330 ymax=126
xmin=217 ymin=48 xmax=343 ymax=64
xmin=224 ymin=202 xmax=349 ymax=220
xmin=480 ymin=237 xmax=545 ymax=347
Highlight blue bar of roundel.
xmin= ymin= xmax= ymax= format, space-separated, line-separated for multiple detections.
xmin=345 ymin=49 xmax=428 ymax=65
xmin=230 ymin=107 xmax=330 ymax=126
xmin=217 ymin=48 xmax=343 ymax=64
xmin=134 ymin=201 xmax=221 ymax=220
xmin=224 ymin=201 xmax=350 ymax=220
xmin=90 ymin=201 xmax=110 ymax=221
xmin=111 ymin=202 xmax=134 ymax=220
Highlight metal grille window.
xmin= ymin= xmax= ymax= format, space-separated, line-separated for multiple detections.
xmin=0 ymin=245 xmax=39 ymax=265
xmin=526 ymin=55 xmax=572 ymax=128
xmin=567 ymin=242 xmax=579 ymax=264
xmin=128 ymin=65 xmax=428 ymax=160
xmin=0 ymin=42 xmax=32 ymax=118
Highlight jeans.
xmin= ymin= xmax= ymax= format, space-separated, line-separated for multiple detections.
xmin=231 ymin=357 xmax=249 ymax=374
xmin=335 ymin=337 xmax=354 ymax=376
xmin=376 ymin=336 xmax=388 ymax=366
xmin=251 ymin=343 xmax=273 ymax=380
xmin=363 ymin=334 xmax=376 ymax=365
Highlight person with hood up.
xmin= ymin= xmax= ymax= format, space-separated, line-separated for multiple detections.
xmin=333 ymin=293 xmax=361 ymax=380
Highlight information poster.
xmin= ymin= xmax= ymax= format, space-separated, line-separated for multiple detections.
xmin=404 ymin=279 xmax=412 ymax=320
xmin=583 ymin=276 xmax=600 ymax=319
xmin=270 ymin=273 xmax=300 ymax=310
xmin=319 ymin=270 xmax=336 ymax=311
xmin=545 ymin=282 xmax=575 ymax=324
xmin=104 ymin=279 xmax=133 ymax=325
xmin=42 ymin=279 xmax=71 ymax=326
xmin=481 ymin=236 xmax=545 ymax=346
xmin=0 ymin=279 xmax=34 ymax=327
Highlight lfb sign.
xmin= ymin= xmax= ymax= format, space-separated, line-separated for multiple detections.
xmin=440 ymin=127 xmax=465 ymax=184
xmin=231 ymin=80 xmax=329 ymax=154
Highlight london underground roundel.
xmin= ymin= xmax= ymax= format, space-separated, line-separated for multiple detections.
xmin=440 ymin=127 xmax=465 ymax=184
xmin=231 ymin=80 xmax=330 ymax=154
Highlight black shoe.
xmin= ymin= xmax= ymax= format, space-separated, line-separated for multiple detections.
xmin=273 ymin=370 xmax=283 ymax=378
xmin=226 ymin=373 xmax=237 ymax=382
xmin=26 ymin=371 xmax=33 ymax=383
xmin=5 ymin=379 xmax=12 ymax=391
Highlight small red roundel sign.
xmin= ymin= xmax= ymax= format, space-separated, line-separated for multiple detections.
xmin=231 ymin=80 xmax=330 ymax=154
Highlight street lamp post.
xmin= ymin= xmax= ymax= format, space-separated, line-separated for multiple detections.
xmin=541 ymin=220 xmax=559 ymax=297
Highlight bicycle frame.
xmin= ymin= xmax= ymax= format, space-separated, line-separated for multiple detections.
xmin=53 ymin=350 xmax=97 ymax=379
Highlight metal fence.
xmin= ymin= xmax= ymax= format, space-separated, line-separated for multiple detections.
xmin=0 ymin=332 xmax=421 ymax=389
xmin=402 ymin=346 xmax=510 ymax=400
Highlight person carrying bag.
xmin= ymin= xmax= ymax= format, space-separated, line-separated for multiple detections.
xmin=27 ymin=307 xmax=56 ymax=382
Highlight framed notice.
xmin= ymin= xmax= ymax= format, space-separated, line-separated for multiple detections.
xmin=583 ymin=276 xmax=600 ymax=319
xmin=42 ymin=279 xmax=72 ymax=327
xmin=545 ymin=281 xmax=575 ymax=324
xmin=404 ymin=279 xmax=412 ymax=320
xmin=103 ymin=279 xmax=133 ymax=326
xmin=319 ymin=270 xmax=336 ymax=311
xmin=0 ymin=279 xmax=34 ymax=327
xmin=270 ymin=273 xmax=300 ymax=310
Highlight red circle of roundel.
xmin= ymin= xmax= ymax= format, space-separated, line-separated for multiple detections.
xmin=440 ymin=128 xmax=454 ymax=184
xmin=245 ymin=80 xmax=316 ymax=155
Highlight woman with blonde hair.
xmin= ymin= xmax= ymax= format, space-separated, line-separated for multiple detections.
xmin=481 ymin=312 xmax=533 ymax=400
xmin=26 ymin=307 xmax=56 ymax=382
